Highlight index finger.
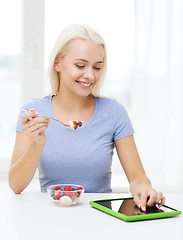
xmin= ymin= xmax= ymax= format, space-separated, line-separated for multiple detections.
xmin=140 ymin=192 xmax=148 ymax=212
xmin=21 ymin=109 xmax=39 ymax=124
xmin=158 ymin=196 xmax=166 ymax=208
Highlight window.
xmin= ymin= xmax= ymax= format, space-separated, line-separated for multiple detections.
xmin=1 ymin=0 xmax=135 ymax=192
xmin=0 ymin=0 xmax=21 ymax=172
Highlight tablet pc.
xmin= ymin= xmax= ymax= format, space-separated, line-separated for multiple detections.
xmin=89 ymin=197 xmax=181 ymax=222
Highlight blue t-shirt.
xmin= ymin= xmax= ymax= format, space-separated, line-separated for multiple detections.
xmin=16 ymin=96 xmax=134 ymax=193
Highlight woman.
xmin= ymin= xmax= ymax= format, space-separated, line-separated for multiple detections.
xmin=9 ymin=24 xmax=165 ymax=211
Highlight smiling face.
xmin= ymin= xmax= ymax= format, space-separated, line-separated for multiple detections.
xmin=54 ymin=38 xmax=104 ymax=97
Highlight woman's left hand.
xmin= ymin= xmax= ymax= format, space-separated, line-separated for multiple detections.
xmin=130 ymin=183 xmax=166 ymax=212
xmin=115 ymin=135 xmax=166 ymax=212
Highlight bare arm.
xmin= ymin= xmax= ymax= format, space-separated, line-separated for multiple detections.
xmin=8 ymin=109 xmax=50 ymax=194
xmin=115 ymin=135 xmax=165 ymax=211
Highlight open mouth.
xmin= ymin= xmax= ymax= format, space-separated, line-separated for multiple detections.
xmin=76 ymin=80 xmax=93 ymax=88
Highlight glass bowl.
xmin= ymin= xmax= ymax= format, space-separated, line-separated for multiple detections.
xmin=47 ymin=184 xmax=84 ymax=206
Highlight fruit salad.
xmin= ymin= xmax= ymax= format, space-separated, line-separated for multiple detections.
xmin=69 ymin=120 xmax=82 ymax=130
xmin=48 ymin=184 xmax=84 ymax=206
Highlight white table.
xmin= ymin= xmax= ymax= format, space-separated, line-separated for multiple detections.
xmin=0 ymin=192 xmax=182 ymax=240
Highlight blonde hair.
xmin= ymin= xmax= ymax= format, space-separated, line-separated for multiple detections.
xmin=46 ymin=24 xmax=107 ymax=97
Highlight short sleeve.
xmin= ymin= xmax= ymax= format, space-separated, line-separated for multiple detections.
xmin=16 ymin=104 xmax=32 ymax=133
xmin=15 ymin=96 xmax=51 ymax=133
xmin=16 ymin=108 xmax=23 ymax=132
xmin=15 ymin=98 xmax=41 ymax=133
xmin=112 ymin=99 xmax=134 ymax=140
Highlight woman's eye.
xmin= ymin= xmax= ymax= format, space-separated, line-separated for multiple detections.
xmin=76 ymin=65 xmax=85 ymax=68
xmin=93 ymin=67 xmax=101 ymax=70
xmin=76 ymin=64 xmax=101 ymax=70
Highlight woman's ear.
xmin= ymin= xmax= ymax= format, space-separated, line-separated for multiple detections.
xmin=54 ymin=56 xmax=61 ymax=72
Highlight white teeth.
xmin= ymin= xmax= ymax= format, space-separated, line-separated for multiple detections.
xmin=78 ymin=82 xmax=92 ymax=87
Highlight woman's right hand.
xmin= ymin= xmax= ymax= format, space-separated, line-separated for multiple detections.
xmin=21 ymin=109 xmax=50 ymax=144
xmin=9 ymin=109 xmax=50 ymax=193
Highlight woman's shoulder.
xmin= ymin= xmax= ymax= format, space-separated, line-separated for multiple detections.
xmin=95 ymin=96 xmax=125 ymax=110
xmin=21 ymin=95 xmax=51 ymax=112
xmin=95 ymin=96 xmax=115 ymax=104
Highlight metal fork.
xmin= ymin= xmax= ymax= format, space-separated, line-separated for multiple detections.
xmin=22 ymin=109 xmax=70 ymax=127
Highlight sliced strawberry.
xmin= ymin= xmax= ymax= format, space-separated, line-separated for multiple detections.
xmin=76 ymin=187 xmax=83 ymax=190
xmin=64 ymin=186 xmax=68 ymax=191
xmin=67 ymin=186 xmax=73 ymax=191
xmin=55 ymin=192 xmax=61 ymax=200
xmin=64 ymin=186 xmax=73 ymax=191
xmin=54 ymin=186 xmax=61 ymax=191
xmin=73 ymin=121 xmax=78 ymax=130
xmin=54 ymin=188 xmax=62 ymax=199
xmin=64 ymin=186 xmax=73 ymax=197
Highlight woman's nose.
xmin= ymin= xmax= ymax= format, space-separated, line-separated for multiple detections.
xmin=83 ymin=67 xmax=95 ymax=81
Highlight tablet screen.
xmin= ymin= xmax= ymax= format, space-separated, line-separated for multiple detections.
xmin=96 ymin=199 xmax=175 ymax=216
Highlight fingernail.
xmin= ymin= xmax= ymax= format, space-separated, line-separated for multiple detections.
xmin=30 ymin=109 xmax=35 ymax=112
xmin=142 ymin=206 xmax=146 ymax=211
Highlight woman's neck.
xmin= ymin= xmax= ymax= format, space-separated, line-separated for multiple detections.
xmin=53 ymin=91 xmax=94 ymax=113
xmin=51 ymin=91 xmax=95 ymax=126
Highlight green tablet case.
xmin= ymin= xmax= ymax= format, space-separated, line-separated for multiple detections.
xmin=89 ymin=197 xmax=182 ymax=222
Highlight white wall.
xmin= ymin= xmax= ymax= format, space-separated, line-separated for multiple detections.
xmin=1 ymin=0 xmax=183 ymax=193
